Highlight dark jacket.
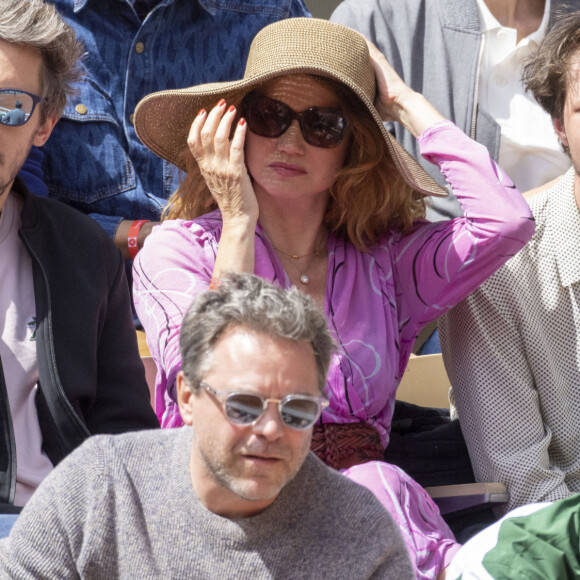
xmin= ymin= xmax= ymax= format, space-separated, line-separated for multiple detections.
xmin=10 ymin=177 xmax=159 ymax=473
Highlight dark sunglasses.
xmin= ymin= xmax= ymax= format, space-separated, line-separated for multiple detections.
xmin=0 ymin=89 xmax=46 ymax=127
xmin=200 ymin=380 xmax=328 ymax=431
xmin=241 ymin=93 xmax=348 ymax=148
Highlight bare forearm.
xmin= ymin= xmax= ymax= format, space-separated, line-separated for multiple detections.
xmin=212 ymin=218 xmax=256 ymax=280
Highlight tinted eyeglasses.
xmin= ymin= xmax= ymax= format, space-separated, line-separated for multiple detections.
xmin=0 ymin=89 xmax=46 ymax=127
xmin=200 ymin=380 xmax=328 ymax=431
xmin=241 ymin=93 xmax=348 ymax=148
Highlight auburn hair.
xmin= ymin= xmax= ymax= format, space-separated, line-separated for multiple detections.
xmin=164 ymin=75 xmax=425 ymax=251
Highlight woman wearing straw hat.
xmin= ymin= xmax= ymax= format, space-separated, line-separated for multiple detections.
xmin=133 ymin=18 xmax=534 ymax=579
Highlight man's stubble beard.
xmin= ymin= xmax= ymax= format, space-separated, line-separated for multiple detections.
xmin=192 ymin=427 xmax=312 ymax=503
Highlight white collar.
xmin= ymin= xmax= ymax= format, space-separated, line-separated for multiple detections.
xmin=475 ymin=0 xmax=550 ymax=44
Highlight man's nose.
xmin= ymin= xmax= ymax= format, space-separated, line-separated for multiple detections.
xmin=252 ymin=402 xmax=284 ymax=440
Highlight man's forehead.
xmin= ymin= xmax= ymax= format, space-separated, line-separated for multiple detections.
xmin=204 ymin=326 xmax=317 ymax=393
xmin=0 ymin=40 xmax=43 ymax=94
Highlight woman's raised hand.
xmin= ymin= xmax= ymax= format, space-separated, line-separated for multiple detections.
xmin=365 ymin=39 xmax=444 ymax=137
xmin=187 ymin=99 xmax=259 ymax=226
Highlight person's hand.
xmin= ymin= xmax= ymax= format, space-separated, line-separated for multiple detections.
xmin=187 ymin=99 xmax=258 ymax=226
xmin=365 ymin=39 xmax=444 ymax=137
xmin=365 ymin=39 xmax=416 ymax=124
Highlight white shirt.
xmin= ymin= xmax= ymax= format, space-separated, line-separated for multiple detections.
xmin=475 ymin=0 xmax=571 ymax=191
xmin=0 ymin=192 xmax=53 ymax=506
xmin=440 ymin=168 xmax=580 ymax=515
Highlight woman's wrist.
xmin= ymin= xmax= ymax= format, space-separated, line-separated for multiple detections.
xmin=395 ymin=92 xmax=445 ymax=138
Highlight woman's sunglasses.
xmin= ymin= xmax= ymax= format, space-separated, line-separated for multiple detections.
xmin=0 ymin=89 xmax=46 ymax=127
xmin=200 ymin=380 xmax=328 ymax=430
xmin=241 ymin=93 xmax=348 ymax=149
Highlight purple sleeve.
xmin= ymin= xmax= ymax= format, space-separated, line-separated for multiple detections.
xmin=342 ymin=461 xmax=460 ymax=579
xmin=390 ymin=121 xmax=536 ymax=326
xmin=132 ymin=218 xmax=219 ymax=427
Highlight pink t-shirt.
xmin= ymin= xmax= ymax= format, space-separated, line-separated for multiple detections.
xmin=0 ymin=192 xmax=53 ymax=506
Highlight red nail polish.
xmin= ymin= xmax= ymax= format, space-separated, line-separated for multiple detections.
xmin=217 ymin=99 xmax=226 ymax=107
xmin=238 ymin=117 xmax=246 ymax=126
xmin=197 ymin=108 xmax=206 ymax=117
xmin=227 ymin=105 xmax=236 ymax=113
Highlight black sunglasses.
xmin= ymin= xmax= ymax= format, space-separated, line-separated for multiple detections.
xmin=200 ymin=380 xmax=328 ymax=431
xmin=0 ymin=89 xmax=46 ymax=127
xmin=241 ymin=93 xmax=348 ymax=148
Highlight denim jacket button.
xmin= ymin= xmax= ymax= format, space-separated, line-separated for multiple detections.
xmin=75 ymin=104 xmax=88 ymax=115
xmin=135 ymin=42 xmax=145 ymax=54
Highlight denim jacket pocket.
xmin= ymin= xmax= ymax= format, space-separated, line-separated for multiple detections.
xmin=43 ymin=78 xmax=136 ymax=206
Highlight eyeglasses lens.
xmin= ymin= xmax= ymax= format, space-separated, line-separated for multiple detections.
xmin=302 ymin=109 xmax=347 ymax=148
xmin=280 ymin=397 xmax=321 ymax=430
xmin=224 ymin=393 xmax=264 ymax=425
xmin=245 ymin=95 xmax=346 ymax=148
xmin=0 ymin=92 xmax=33 ymax=127
xmin=224 ymin=393 xmax=320 ymax=430
xmin=247 ymin=97 xmax=289 ymax=139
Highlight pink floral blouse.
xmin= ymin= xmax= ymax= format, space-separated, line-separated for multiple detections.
xmin=133 ymin=121 xmax=535 ymax=443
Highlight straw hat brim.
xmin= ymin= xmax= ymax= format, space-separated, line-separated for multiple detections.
xmin=134 ymin=24 xmax=447 ymax=199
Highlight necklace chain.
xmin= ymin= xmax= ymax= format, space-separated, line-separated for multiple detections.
xmin=271 ymin=243 xmax=325 ymax=286
xmin=278 ymin=254 xmax=313 ymax=285
xmin=271 ymin=246 xmax=322 ymax=261
xmin=269 ymin=230 xmax=327 ymax=286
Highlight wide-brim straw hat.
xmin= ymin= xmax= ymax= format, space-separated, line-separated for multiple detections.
xmin=134 ymin=18 xmax=447 ymax=198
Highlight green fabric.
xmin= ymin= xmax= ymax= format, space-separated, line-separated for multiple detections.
xmin=482 ymin=495 xmax=580 ymax=579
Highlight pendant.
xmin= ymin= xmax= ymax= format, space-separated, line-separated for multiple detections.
xmin=300 ymin=273 xmax=310 ymax=285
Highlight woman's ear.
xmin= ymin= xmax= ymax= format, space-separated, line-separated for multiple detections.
xmin=553 ymin=117 xmax=569 ymax=149
xmin=176 ymin=371 xmax=194 ymax=426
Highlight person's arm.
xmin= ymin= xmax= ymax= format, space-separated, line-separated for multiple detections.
xmin=439 ymin=282 xmax=573 ymax=516
xmin=86 ymin=238 xmax=159 ymax=433
xmin=133 ymin=219 xmax=219 ymax=426
xmin=114 ymin=219 xmax=159 ymax=261
xmin=187 ymin=103 xmax=258 ymax=282
xmin=366 ymin=40 xmax=535 ymax=324
xmin=366 ymin=40 xmax=444 ymax=136
xmin=0 ymin=439 xmax=108 ymax=578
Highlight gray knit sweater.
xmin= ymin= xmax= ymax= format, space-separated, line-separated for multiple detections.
xmin=0 ymin=427 xmax=413 ymax=579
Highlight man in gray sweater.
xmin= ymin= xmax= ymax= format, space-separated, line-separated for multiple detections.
xmin=0 ymin=273 xmax=413 ymax=579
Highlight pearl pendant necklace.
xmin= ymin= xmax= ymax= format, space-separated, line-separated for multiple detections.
xmin=272 ymin=245 xmax=322 ymax=286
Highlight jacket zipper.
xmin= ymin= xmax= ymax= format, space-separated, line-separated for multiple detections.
xmin=471 ymin=34 xmax=485 ymax=140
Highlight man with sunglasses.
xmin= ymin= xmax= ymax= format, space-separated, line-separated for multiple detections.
xmin=0 ymin=273 xmax=413 ymax=577
xmin=0 ymin=0 xmax=158 ymax=518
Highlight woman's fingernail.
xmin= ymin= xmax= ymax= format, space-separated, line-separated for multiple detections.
xmin=238 ymin=117 xmax=246 ymax=126
xmin=198 ymin=109 xmax=206 ymax=117
xmin=227 ymin=105 xmax=236 ymax=113
xmin=217 ymin=99 xmax=226 ymax=107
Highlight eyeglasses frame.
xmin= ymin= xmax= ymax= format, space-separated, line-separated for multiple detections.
xmin=0 ymin=88 xmax=47 ymax=127
xmin=241 ymin=92 xmax=349 ymax=148
xmin=199 ymin=379 xmax=328 ymax=430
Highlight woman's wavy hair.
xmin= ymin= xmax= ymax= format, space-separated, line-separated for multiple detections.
xmin=164 ymin=75 xmax=425 ymax=251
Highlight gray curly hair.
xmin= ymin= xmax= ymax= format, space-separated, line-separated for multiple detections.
xmin=180 ymin=273 xmax=336 ymax=393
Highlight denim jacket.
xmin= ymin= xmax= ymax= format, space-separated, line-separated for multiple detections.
xmin=44 ymin=0 xmax=310 ymax=238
